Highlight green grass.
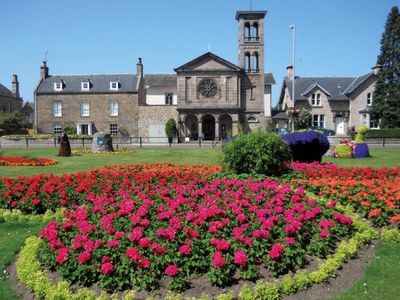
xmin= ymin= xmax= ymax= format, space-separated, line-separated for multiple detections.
xmin=323 ymin=147 xmax=400 ymax=168
xmin=0 ymin=222 xmax=44 ymax=299
xmin=333 ymin=242 xmax=400 ymax=300
xmin=0 ymin=147 xmax=221 ymax=178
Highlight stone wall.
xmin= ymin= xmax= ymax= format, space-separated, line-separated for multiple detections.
xmin=35 ymin=93 xmax=139 ymax=136
xmin=0 ymin=95 xmax=22 ymax=113
xmin=138 ymin=105 xmax=178 ymax=137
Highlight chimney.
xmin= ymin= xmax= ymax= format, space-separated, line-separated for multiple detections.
xmin=12 ymin=74 xmax=19 ymax=98
xmin=372 ymin=64 xmax=382 ymax=75
xmin=287 ymin=64 xmax=294 ymax=81
xmin=137 ymin=57 xmax=143 ymax=78
xmin=40 ymin=61 xmax=49 ymax=79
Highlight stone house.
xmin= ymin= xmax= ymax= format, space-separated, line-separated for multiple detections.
xmin=34 ymin=10 xmax=275 ymax=140
xmin=0 ymin=74 xmax=22 ymax=113
xmin=278 ymin=65 xmax=380 ymax=134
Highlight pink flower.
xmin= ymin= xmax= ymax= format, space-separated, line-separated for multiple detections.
xmin=234 ymin=249 xmax=248 ymax=267
xmin=319 ymin=219 xmax=335 ymax=228
xmin=179 ymin=245 xmax=192 ymax=256
xmin=165 ymin=265 xmax=179 ymax=277
xmin=212 ymin=251 xmax=225 ymax=268
xmin=268 ymin=243 xmax=285 ymax=260
xmin=126 ymin=248 xmax=141 ymax=261
xmin=129 ymin=227 xmax=143 ymax=241
xmin=77 ymin=251 xmax=91 ymax=264
xmin=284 ymin=237 xmax=296 ymax=245
xmin=320 ymin=229 xmax=330 ymax=238
xmin=100 ymin=262 xmax=114 ymax=275
xmin=138 ymin=237 xmax=151 ymax=248
xmin=138 ymin=258 xmax=151 ymax=269
xmin=237 ymin=214 xmax=247 ymax=223
xmin=326 ymin=200 xmax=337 ymax=209
xmin=107 ymin=240 xmax=120 ymax=248
xmin=210 ymin=239 xmax=230 ymax=251
xmin=101 ymin=256 xmax=111 ymax=263
xmin=55 ymin=247 xmax=69 ymax=264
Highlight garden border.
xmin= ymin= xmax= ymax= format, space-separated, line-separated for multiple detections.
xmin=10 ymin=200 xmax=389 ymax=300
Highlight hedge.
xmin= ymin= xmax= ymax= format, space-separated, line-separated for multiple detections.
xmin=366 ymin=129 xmax=400 ymax=139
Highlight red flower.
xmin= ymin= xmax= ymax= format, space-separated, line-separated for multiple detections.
xmin=55 ymin=247 xmax=69 ymax=264
xmin=107 ymin=240 xmax=120 ymax=248
xmin=179 ymin=245 xmax=192 ymax=256
xmin=100 ymin=262 xmax=114 ymax=275
xmin=165 ymin=265 xmax=179 ymax=277
xmin=77 ymin=251 xmax=91 ymax=264
xmin=268 ymin=243 xmax=285 ymax=260
xmin=138 ymin=258 xmax=151 ymax=269
xmin=234 ymin=249 xmax=248 ymax=267
xmin=126 ymin=248 xmax=141 ymax=261
xmin=320 ymin=229 xmax=330 ymax=238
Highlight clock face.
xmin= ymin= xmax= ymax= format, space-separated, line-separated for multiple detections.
xmin=198 ymin=79 xmax=218 ymax=98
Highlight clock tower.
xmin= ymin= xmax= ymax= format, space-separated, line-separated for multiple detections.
xmin=236 ymin=11 xmax=268 ymax=123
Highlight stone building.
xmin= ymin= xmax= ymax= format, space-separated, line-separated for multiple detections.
xmin=34 ymin=10 xmax=275 ymax=140
xmin=279 ymin=65 xmax=380 ymax=134
xmin=0 ymin=74 xmax=22 ymax=113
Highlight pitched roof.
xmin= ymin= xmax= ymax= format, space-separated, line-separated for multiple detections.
xmin=22 ymin=102 xmax=34 ymax=110
xmin=174 ymin=52 xmax=241 ymax=72
xmin=36 ymin=74 xmax=139 ymax=94
xmin=271 ymin=110 xmax=288 ymax=119
xmin=0 ymin=83 xmax=14 ymax=98
xmin=144 ymin=74 xmax=176 ymax=86
xmin=344 ymin=72 xmax=374 ymax=94
xmin=264 ymin=73 xmax=276 ymax=85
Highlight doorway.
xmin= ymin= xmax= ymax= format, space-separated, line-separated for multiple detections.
xmin=335 ymin=117 xmax=344 ymax=134
xmin=202 ymin=115 xmax=215 ymax=140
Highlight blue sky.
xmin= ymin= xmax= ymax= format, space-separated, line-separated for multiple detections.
xmin=1 ymin=0 xmax=398 ymax=107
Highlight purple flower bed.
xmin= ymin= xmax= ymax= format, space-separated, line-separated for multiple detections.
xmin=281 ymin=131 xmax=330 ymax=163
xmin=354 ymin=143 xmax=369 ymax=158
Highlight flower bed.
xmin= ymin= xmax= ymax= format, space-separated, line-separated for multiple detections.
xmin=37 ymin=172 xmax=355 ymax=292
xmin=291 ymin=162 xmax=400 ymax=226
xmin=0 ymin=157 xmax=57 ymax=166
xmin=0 ymin=163 xmax=221 ymax=214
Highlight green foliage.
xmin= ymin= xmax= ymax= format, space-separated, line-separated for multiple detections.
xmin=335 ymin=144 xmax=353 ymax=158
xmin=381 ymin=228 xmax=400 ymax=242
xmin=62 ymin=124 xmax=77 ymax=135
xmin=366 ymin=128 xmax=400 ymax=138
xmin=221 ymin=131 xmax=291 ymax=176
xmin=355 ymin=125 xmax=368 ymax=143
xmin=371 ymin=6 xmax=400 ymax=128
xmin=287 ymin=107 xmax=311 ymax=130
xmin=253 ymin=282 xmax=280 ymax=300
xmin=0 ymin=111 xmax=31 ymax=132
xmin=165 ymin=118 xmax=177 ymax=139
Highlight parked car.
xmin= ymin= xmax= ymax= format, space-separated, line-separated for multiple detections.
xmin=274 ymin=128 xmax=289 ymax=135
xmin=309 ymin=126 xmax=336 ymax=136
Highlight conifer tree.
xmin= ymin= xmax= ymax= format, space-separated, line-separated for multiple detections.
xmin=371 ymin=6 xmax=400 ymax=128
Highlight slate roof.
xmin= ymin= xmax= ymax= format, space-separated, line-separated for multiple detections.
xmin=36 ymin=74 xmax=139 ymax=94
xmin=22 ymin=102 xmax=34 ymax=110
xmin=282 ymin=72 xmax=374 ymax=102
xmin=145 ymin=74 xmax=176 ymax=86
xmin=264 ymin=73 xmax=276 ymax=85
xmin=0 ymin=83 xmax=14 ymax=98
xmin=271 ymin=110 xmax=288 ymax=119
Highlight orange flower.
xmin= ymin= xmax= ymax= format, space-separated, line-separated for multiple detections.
xmin=368 ymin=209 xmax=381 ymax=218
xmin=390 ymin=214 xmax=400 ymax=223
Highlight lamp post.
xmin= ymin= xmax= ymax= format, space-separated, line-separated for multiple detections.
xmin=290 ymin=24 xmax=296 ymax=131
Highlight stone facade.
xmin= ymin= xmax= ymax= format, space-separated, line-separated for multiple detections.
xmin=138 ymin=105 xmax=178 ymax=140
xmin=0 ymin=74 xmax=22 ymax=113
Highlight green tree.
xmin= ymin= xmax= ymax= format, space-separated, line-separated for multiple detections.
xmin=371 ymin=6 xmax=400 ymax=128
xmin=287 ymin=107 xmax=311 ymax=130
xmin=165 ymin=118 xmax=177 ymax=144
xmin=0 ymin=111 xmax=31 ymax=132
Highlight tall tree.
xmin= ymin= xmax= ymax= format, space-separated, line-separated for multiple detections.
xmin=371 ymin=6 xmax=400 ymax=128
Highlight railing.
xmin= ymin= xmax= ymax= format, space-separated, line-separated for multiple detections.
xmin=0 ymin=137 xmax=223 ymax=149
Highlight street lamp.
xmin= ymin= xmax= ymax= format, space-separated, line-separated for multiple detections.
xmin=290 ymin=24 xmax=296 ymax=131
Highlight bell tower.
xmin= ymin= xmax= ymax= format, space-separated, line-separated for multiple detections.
xmin=236 ymin=11 xmax=267 ymax=121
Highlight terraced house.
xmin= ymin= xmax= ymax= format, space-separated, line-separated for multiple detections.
xmin=279 ymin=65 xmax=380 ymax=134
xmin=34 ymin=10 xmax=275 ymax=140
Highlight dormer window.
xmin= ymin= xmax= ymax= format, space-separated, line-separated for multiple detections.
xmin=110 ymin=81 xmax=119 ymax=90
xmin=81 ymin=81 xmax=90 ymax=91
xmin=54 ymin=82 xmax=63 ymax=91
xmin=311 ymin=93 xmax=321 ymax=106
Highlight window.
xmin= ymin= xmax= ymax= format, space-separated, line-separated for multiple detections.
xmin=54 ymin=82 xmax=63 ymax=91
xmin=80 ymin=102 xmax=90 ymax=117
xmin=110 ymin=82 xmax=119 ymax=90
xmin=53 ymin=101 xmax=62 ymax=117
xmin=244 ymin=23 xmax=251 ymax=41
xmin=110 ymin=124 xmax=118 ymax=135
xmin=253 ymin=23 xmax=259 ymax=40
xmin=165 ymin=93 xmax=173 ymax=105
xmin=81 ymin=81 xmax=90 ymax=91
xmin=311 ymin=93 xmax=321 ymax=106
xmin=367 ymin=93 xmax=373 ymax=106
xmin=370 ymin=119 xmax=379 ymax=129
xmin=109 ymin=101 xmax=118 ymax=116
xmin=245 ymin=53 xmax=251 ymax=72
xmin=54 ymin=125 xmax=63 ymax=135
xmin=253 ymin=52 xmax=259 ymax=72
xmin=312 ymin=114 xmax=325 ymax=127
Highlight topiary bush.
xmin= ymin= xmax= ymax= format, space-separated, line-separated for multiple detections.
xmin=221 ymin=131 xmax=291 ymax=175
xmin=281 ymin=131 xmax=330 ymax=163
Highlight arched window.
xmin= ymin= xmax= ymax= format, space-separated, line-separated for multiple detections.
xmin=253 ymin=52 xmax=259 ymax=72
xmin=245 ymin=53 xmax=251 ymax=72
xmin=247 ymin=116 xmax=258 ymax=123
xmin=244 ymin=23 xmax=251 ymax=41
xmin=252 ymin=23 xmax=259 ymax=41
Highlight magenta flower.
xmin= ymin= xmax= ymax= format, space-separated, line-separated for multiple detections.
xmin=165 ymin=265 xmax=179 ymax=276
xmin=234 ymin=249 xmax=248 ymax=267
xmin=100 ymin=262 xmax=114 ymax=275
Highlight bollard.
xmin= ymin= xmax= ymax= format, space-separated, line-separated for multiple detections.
xmin=140 ymin=137 xmax=142 ymax=148
xmin=199 ymin=138 xmax=201 ymax=148
xmin=26 ymin=138 xmax=29 ymax=148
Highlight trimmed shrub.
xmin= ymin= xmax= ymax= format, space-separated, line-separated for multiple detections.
xmin=355 ymin=125 xmax=368 ymax=143
xmin=165 ymin=118 xmax=177 ymax=143
xmin=281 ymin=131 xmax=329 ymax=163
xmin=366 ymin=128 xmax=400 ymax=138
xmin=335 ymin=144 xmax=353 ymax=158
xmin=221 ymin=131 xmax=291 ymax=175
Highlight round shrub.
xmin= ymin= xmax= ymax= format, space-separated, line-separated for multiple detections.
xmin=354 ymin=143 xmax=369 ymax=158
xmin=221 ymin=131 xmax=291 ymax=175
xmin=281 ymin=131 xmax=330 ymax=163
